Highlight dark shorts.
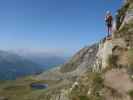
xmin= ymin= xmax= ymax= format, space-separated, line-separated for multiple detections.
xmin=107 ymin=23 xmax=112 ymax=27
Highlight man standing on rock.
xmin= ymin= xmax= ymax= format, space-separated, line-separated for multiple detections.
xmin=105 ymin=11 xmax=113 ymax=38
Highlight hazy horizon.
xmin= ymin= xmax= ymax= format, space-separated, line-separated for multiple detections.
xmin=0 ymin=0 xmax=123 ymax=55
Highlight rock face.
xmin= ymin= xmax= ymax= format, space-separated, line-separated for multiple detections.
xmin=104 ymin=68 xmax=133 ymax=94
xmin=95 ymin=38 xmax=127 ymax=70
xmin=120 ymin=3 xmax=133 ymax=29
xmin=60 ymin=44 xmax=99 ymax=74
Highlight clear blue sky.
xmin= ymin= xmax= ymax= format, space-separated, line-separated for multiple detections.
xmin=0 ymin=0 xmax=123 ymax=55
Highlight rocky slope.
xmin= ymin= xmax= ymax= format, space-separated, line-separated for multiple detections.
xmin=67 ymin=1 xmax=133 ymax=100
xmin=36 ymin=44 xmax=98 ymax=80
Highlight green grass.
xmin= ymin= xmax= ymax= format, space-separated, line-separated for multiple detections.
xmin=127 ymin=48 xmax=133 ymax=61
xmin=88 ymin=73 xmax=104 ymax=100
xmin=127 ymin=48 xmax=133 ymax=74
xmin=79 ymin=96 xmax=90 ymax=100
xmin=106 ymin=55 xmax=118 ymax=70
xmin=0 ymin=76 xmax=63 ymax=100
xmin=60 ymin=61 xmax=79 ymax=73
xmin=92 ymin=73 xmax=104 ymax=96
xmin=70 ymin=72 xmax=104 ymax=100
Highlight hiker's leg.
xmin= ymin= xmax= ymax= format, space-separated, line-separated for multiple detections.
xmin=108 ymin=26 xmax=110 ymax=37
xmin=109 ymin=26 xmax=112 ymax=38
xmin=109 ymin=26 xmax=113 ymax=35
xmin=109 ymin=27 xmax=111 ymax=36
xmin=110 ymin=26 xmax=112 ymax=33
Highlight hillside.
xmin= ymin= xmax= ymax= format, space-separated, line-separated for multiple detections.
xmin=0 ymin=50 xmax=43 ymax=80
xmin=16 ymin=51 xmax=68 ymax=70
xmin=0 ymin=0 xmax=132 ymax=100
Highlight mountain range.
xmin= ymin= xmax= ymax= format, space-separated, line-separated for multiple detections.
xmin=0 ymin=50 xmax=68 ymax=80
xmin=14 ymin=50 xmax=69 ymax=70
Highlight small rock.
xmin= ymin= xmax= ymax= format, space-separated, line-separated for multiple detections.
xmin=87 ymin=90 xmax=91 ymax=95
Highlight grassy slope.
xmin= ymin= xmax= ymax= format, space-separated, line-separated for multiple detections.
xmin=0 ymin=76 xmax=63 ymax=100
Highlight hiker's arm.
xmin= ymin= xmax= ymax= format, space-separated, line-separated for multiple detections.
xmin=105 ymin=16 xmax=107 ymax=21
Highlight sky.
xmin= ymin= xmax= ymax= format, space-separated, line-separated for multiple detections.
xmin=0 ymin=0 xmax=123 ymax=56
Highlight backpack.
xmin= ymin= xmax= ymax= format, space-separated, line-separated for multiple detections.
xmin=105 ymin=15 xmax=113 ymax=25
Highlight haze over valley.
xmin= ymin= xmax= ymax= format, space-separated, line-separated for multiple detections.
xmin=0 ymin=49 xmax=68 ymax=80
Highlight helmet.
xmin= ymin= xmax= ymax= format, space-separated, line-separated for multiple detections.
xmin=106 ymin=11 xmax=111 ymax=15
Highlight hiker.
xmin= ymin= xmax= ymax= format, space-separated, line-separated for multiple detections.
xmin=105 ymin=11 xmax=113 ymax=38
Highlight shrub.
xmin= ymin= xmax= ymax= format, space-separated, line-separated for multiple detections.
xmin=92 ymin=73 xmax=104 ymax=94
xmin=79 ymin=96 xmax=90 ymax=100
xmin=60 ymin=61 xmax=79 ymax=73
xmin=107 ymin=55 xmax=118 ymax=68
xmin=127 ymin=48 xmax=133 ymax=74
xmin=128 ymin=90 xmax=133 ymax=99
